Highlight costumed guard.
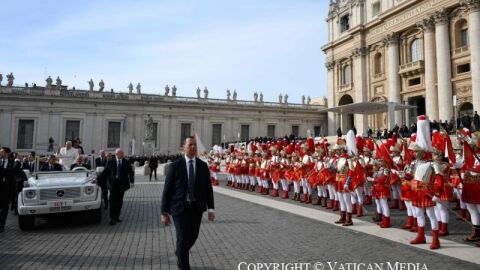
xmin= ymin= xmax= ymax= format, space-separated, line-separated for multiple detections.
xmin=270 ymin=147 xmax=281 ymax=198
xmin=301 ymin=139 xmax=315 ymax=204
xmin=363 ymin=138 xmax=375 ymax=205
xmin=370 ymin=158 xmax=392 ymax=228
xmin=409 ymin=115 xmax=441 ymax=250
xmin=461 ymin=132 xmax=480 ymax=247
xmin=350 ymin=135 xmax=366 ymax=217
xmin=334 ymin=130 xmax=356 ymax=226
xmin=390 ymin=142 xmax=406 ymax=210
xmin=208 ymin=151 xmax=221 ymax=186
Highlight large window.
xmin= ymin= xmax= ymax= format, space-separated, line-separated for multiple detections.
xmin=240 ymin=124 xmax=250 ymax=141
xmin=212 ymin=124 xmax=222 ymax=146
xmin=267 ymin=125 xmax=276 ymax=138
xmin=17 ymin=119 xmax=34 ymax=149
xmin=455 ymin=20 xmax=469 ymax=48
xmin=410 ymin=39 xmax=421 ymax=62
xmin=292 ymin=125 xmax=299 ymax=138
xmin=460 ymin=29 xmax=469 ymax=47
xmin=314 ymin=126 xmax=321 ymax=137
xmin=372 ymin=1 xmax=381 ymax=17
xmin=340 ymin=15 xmax=350 ymax=32
xmin=180 ymin=123 xmax=192 ymax=146
xmin=65 ymin=120 xmax=80 ymax=142
xmin=374 ymin=53 xmax=382 ymax=75
xmin=342 ymin=65 xmax=351 ymax=85
xmin=107 ymin=121 xmax=121 ymax=148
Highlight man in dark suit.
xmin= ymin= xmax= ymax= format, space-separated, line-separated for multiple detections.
xmin=95 ymin=150 xmax=109 ymax=209
xmin=95 ymin=150 xmax=108 ymax=167
xmin=40 ymin=155 xmax=63 ymax=171
xmin=21 ymin=152 xmax=36 ymax=172
xmin=0 ymin=147 xmax=16 ymax=232
xmin=161 ymin=136 xmax=215 ymax=270
xmin=98 ymin=149 xmax=134 ymax=225
xmin=148 ymin=154 xmax=158 ymax=181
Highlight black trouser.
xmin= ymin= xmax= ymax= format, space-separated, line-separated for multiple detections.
xmin=99 ymin=184 xmax=109 ymax=207
xmin=0 ymin=198 xmax=9 ymax=228
xmin=109 ymin=188 xmax=125 ymax=220
xmin=149 ymin=167 xmax=157 ymax=180
xmin=172 ymin=204 xmax=203 ymax=270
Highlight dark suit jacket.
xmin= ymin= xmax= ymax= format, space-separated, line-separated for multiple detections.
xmin=148 ymin=156 xmax=158 ymax=169
xmin=98 ymin=158 xmax=134 ymax=191
xmin=0 ymin=158 xmax=17 ymax=202
xmin=22 ymin=161 xmax=35 ymax=172
xmin=161 ymin=156 xmax=214 ymax=216
xmin=40 ymin=163 xmax=63 ymax=172
xmin=95 ymin=157 xmax=108 ymax=167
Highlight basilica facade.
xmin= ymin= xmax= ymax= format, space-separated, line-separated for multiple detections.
xmin=322 ymin=0 xmax=480 ymax=134
xmin=0 ymin=86 xmax=326 ymax=155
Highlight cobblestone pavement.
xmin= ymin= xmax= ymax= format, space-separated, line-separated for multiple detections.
xmin=0 ymin=172 xmax=478 ymax=270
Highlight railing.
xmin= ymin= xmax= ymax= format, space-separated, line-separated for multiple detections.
xmin=0 ymin=85 xmax=325 ymax=109
xmin=400 ymin=60 xmax=424 ymax=71
xmin=454 ymin=46 xmax=469 ymax=55
xmin=339 ymin=83 xmax=352 ymax=91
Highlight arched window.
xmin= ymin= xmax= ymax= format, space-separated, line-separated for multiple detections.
xmin=374 ymin=53 xmax=382 ymax=75
xmin=410 ymin=39 xmax=421 ymax=62
xmin=342 ymin=65 xmax=351 ymax=85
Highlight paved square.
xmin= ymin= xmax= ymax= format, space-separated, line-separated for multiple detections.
xmin=0 ymin=171 xmax=479 ymax=270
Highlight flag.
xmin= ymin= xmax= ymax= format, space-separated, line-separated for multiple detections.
xmin=444 ymin=135 xmax=456 ymax=164
xmin=375 ymin=143 xmax=393 ymax=169
xmin=402 ymin=140 xmax=412 ymax=165
xmin=193 ymin=132 xmax=206 ymax=156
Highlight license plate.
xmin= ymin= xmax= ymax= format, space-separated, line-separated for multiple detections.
xmin=48 ymin=200 xmax=73 ymax=208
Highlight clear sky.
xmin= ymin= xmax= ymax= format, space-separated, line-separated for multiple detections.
xmin=0 ymin=0 xmax=329 ymax=103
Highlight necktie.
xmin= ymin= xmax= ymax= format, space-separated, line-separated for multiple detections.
xmin=188 ymin=159 xmax=195 ymax=201
xmin=117 ymin=159 xmax=122 ymax=179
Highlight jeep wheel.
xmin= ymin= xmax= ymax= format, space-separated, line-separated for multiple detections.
xmin=18 ymin=215 xmax=35 ymax=230
xmin=88 ymin=208 xmax=102 ymax=224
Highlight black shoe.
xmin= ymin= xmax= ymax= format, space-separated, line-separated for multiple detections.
xmin=104 ymin=205 xmax=108 ymax=210
xmin=109 ymin=220 xmax=116 ymax=226
xmin=116 ymin=218 xmax=122 ymax=222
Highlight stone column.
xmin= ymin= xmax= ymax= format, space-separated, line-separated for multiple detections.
xmin=434 ymin=10 xmax=453 ymax=121
xmin=326 ymin=60 xmax=337 ymax=136
xmin=462 ymin=0 xmax=480 ymax=113
xmin=417 ymin=17 xmax=439 ymax=120
xmin=404 ymin=100 xmax=410 ymax=127
xmin=352 ymin=47 xmax=368 ymax=135
xmin=384 ymin=33 xmax=402 ymax=128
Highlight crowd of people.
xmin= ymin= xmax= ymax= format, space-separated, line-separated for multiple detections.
xmin=207 ymin=117 xmax=480 ymax=250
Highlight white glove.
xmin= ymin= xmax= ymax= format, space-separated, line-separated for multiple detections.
xmin=455 ymin=162 xmax=464 ymax=169
xmin=432 ymin=196 xmax=440 ymax=202
xmin=367 ymin=177 xmax=374 ymax=182
xmin=344 ymin=184 xmax=349 ymax=191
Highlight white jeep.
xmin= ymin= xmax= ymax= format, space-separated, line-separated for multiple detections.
xmin=17 ymin=167 xmax=102 ymax=230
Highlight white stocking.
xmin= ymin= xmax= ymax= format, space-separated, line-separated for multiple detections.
xmin=380 ymin=198 xmax=390 ymax=217
xmin=466 ymin=203 xmax=480 ymax=226
xmin=337 ymin=192 xmax=346 ymax=211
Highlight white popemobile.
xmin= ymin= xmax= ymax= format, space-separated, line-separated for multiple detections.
xmin=17 ymin=161 xmax=103 ymax=230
